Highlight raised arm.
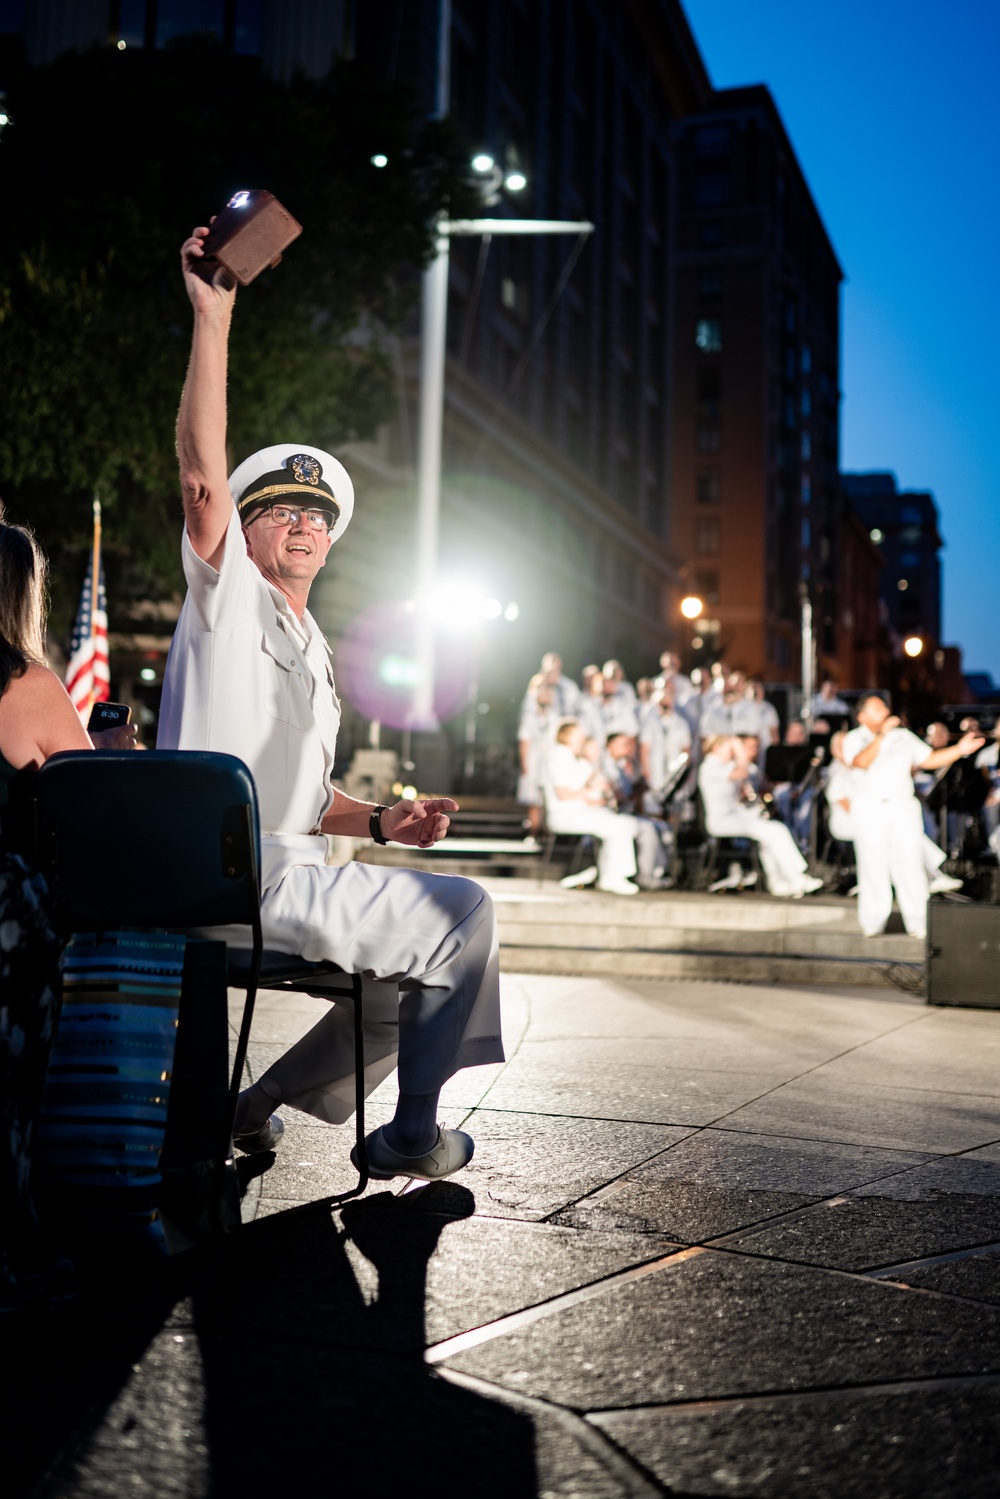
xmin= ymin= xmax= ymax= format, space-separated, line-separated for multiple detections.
xmin=849 ymin=716 xmax=900 ymax=769
xmin=919 ymin=731 xmax=986 ymax=772
xmin=177 ymin=227 xmax=238 ymax=568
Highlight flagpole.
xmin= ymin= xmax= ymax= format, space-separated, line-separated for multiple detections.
xmin=89 ymin=498 xmax=101 ymax=714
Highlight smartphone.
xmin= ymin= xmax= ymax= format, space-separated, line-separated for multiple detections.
xmin=87 ymin=701 xmax=132 ymax=731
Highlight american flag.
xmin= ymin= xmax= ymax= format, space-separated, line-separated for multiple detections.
xmin=65 ymin=501 xmax=110 ymax=719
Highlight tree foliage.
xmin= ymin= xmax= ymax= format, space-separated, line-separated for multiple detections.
xmin=0 ymin=39 xmax=478 ymax=634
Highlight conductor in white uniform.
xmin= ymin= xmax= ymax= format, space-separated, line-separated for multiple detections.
xmin=157 ymin=225 xmax=504 ymax=1183
xmin=842 ymin=695 xmax=984 ymax=938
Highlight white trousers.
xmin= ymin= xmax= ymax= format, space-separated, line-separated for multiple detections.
xmin=831 ymin=808 xmax=945 ymax=879
xmin=546 ymin=805 xmax=638 ymax=884
xmin=853 ymin=796 xmax=928 ymax=937
xmin=243 ymin=860 xmax=503 ymax=1124
xmin=705 ymin=807 xmax=809 ymax=894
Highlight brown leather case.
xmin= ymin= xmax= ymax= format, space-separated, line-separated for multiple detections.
xmin=202 ymin=190 xmax=303 ymax=286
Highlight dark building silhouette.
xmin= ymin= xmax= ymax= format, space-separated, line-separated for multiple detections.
xmin=841 ymin=471 xmax=942 ymax=648
xmin=670 ymin=85 xmax=844 ymax=682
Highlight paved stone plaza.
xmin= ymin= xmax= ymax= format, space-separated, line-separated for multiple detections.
xmin=10 ymin=967 xmax=1000 ymax=1497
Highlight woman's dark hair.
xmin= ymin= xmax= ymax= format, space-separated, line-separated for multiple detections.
xmin=0 ymin=506 xmax=48 ymax=700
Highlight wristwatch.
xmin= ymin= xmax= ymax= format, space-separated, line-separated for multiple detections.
xmin=369 ymin=805 xmax=389 ymax=845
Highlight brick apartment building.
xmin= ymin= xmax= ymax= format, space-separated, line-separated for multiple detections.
xmin=671 ymin=85 xmax=844 ymax=683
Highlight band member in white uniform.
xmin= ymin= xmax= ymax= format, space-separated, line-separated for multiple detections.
xmin=640 ymin=685 xmax=692 ymax=813
xmin=544 ymin=721 xmax=658 ymax=894
xmin=841 ymin=696 xmax=984 ymax=938
xmin=516 ymin=674 xmax=557 ymax=835
xmin=698 ymin=736 xmax=823 ymax=897
xmin=157 ymin=225 xmax=503 ymax=1183
xmin=825 ymin=731 xmax=961 ymax=893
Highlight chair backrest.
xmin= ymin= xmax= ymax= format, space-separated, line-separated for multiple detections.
xmin=34 ymin=750 xmax=261 ymax=932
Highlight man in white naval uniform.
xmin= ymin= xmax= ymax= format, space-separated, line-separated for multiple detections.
xmin=698 ymin=736 xmax=823 ymax=898
xmin=825 ymin=730 xmax=961 ymax=894
xmin=841 ymin=696 xmax=983 ymax=938
xmin=157 ymin=225 xmax=503 ymax=1182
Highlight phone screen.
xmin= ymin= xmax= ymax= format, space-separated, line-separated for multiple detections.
xmin=88 ymin=701 xmax=132 ymax=731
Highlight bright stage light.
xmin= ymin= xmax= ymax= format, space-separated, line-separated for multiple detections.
xmin=371 ymin=154 xmax=388 ymax=168
xmin=680 ymin=595 xmax=703 ymax=620
xmin=505 ymin=172 xmax=527 ymax=192
xmin=472 ymin=154 xmax=495 ymax=173
xmin=379 ymin=654 xmax=421 ymax=686
xmin=903 ymin=636 xmax=923 ymax=658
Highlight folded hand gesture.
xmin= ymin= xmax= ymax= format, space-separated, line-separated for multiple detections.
xmin=382 ymin=798 xmax=459 ymax=848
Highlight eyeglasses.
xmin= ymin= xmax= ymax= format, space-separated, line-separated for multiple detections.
xmin=259 ymin=504 xmax=334 ymax=531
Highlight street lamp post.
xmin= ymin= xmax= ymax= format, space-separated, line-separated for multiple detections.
xmin=410 ymin=215 xmax=594 ymax=733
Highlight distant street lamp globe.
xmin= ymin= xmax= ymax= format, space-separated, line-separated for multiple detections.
xmin=903 ymin=636 xmax=923 ymax=658
xmin=680 ymin=595 xmax=704 ymax=620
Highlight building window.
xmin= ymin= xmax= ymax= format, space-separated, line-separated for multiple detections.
xmin=695 ymin=174 xmax=730 ymax=208
xmin=697 ymin=468 xmax=721 ymax=504
xmin=696 ymin=319 xmax=722 ymax=353
xmin=801 ymin=431 xmax=811 ymax=460
xmin=156 ymin=0 xmax=226 ymax=47
xmin=784 ymin=395 xmax=797 ymax=429
xmin=801 ymin=389 xmax=812 ymax=417
xmin=695 ymin=516 xmax=721 ymax=556
xmin=694 ymin=125 xmax=731 ymax=155
xmin=698 ymin=271 xmax=722 ymax=301
xmin=700 ymin=221 xmax=722 ymax=248
xmin=801 ymin=344 xmax=812 ymax=373
xmin=696 ymin=412 xmax=721 ymax=454
xmin=695 ymin=569 xmax=720 ymax=605
xmin=696 ymin=365 xmax=721 ymax=454
xmin=802 ymin=519 xmax=811 ymax=549
xmin=784 ymin=348 xmax=796 ymax=379
xmin=801 ymin=476 xmax=811 ymax=504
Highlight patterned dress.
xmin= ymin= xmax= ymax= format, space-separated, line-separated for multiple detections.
xmin=0 ymin=760 xmax=68 ymax=1310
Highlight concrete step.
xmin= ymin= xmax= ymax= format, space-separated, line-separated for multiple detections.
xmin=495 ymin=918 xmax=919 ymax=962
xmin=482 ymin=881 xmax=924 ymax=987
xmin=497 ymin=944 xmax=924 ymax=988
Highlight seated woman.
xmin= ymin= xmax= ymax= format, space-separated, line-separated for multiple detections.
xmin=698 ymin=734 xmax=823 ymax=898
xmin=0 ymin=511 xmax=135 ymax=1311
xmin=544 ymin=720 xmax=670 ymax=895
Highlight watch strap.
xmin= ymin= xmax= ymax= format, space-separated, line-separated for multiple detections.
xmin=369 ymin=805 xmax=389 ymax=845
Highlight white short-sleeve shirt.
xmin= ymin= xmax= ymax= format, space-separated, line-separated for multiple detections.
xmin=158 ymin=505 xmax=341 ymax=842
xmin=841 ymin=725 xmax=928 ymax=804
xmin=641 ymin=711 xmax=691 ymax=791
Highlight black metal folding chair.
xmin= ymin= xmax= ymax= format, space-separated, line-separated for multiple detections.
xmin=30 ymin=750 xmax=369 ymax=1215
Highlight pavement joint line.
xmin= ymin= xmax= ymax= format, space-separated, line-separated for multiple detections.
xmin=697 ymin=1196 xmax=853 ymax=1248
xmin=693 ymin=1241 xmax=1000 ymax=1309
xmin=423 ymin=1246 xmax=705 ymax=1365
xmin=436 ymin=1368 xmax=667 ymax=1498
xmin=501 ymin=939 xmax=925 ymax=971
xmin=442 ymin=1105 xmax=970 ymax=1157
xmin=685 ymin=1006 xmax=940 ymax=1135
xmin=863 ymin=1239 xmax=1000 ymax=1281
xmin=583 ymin=1369 xmax=1000 ymax=1417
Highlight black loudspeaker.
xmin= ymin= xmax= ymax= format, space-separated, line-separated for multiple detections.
xmin=927 ymin=902 xmax=1000 ymax=1009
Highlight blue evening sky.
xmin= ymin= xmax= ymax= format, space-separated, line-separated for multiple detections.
xmin=683 ymin=0 xmax=1000 ymax=682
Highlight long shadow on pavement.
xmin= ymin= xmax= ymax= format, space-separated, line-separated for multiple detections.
xmin=6 ymin=1192 xmax=542 ymax=1499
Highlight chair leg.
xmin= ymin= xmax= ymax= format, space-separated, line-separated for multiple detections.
xmin=300 ymin=971 xmax=370 ymax=1211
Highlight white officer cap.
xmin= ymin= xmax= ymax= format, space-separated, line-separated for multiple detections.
xmin=228 ymin=444 xmax=355 ymax=544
